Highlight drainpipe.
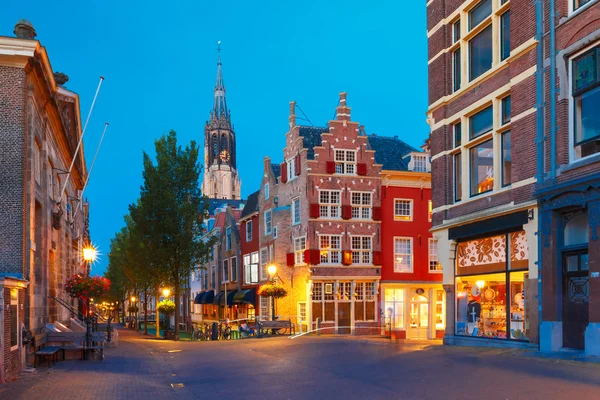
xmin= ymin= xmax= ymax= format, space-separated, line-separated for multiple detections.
xmin=535 ymin=0 xmax=545 ymax=350
xmin=549 ymin=0 xmax=557 ymax=180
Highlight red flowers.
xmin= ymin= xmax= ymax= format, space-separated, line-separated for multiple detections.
xmin=65 ymin=274 xmax=111 ymax=301
xmin=257 ymin=283 xmax=288 ymax=299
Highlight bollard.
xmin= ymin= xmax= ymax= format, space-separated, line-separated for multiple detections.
xmin=211 ymin=322 xmax=219 ymax=341
xmin=316 ymin=318 xmax=321 ymax=336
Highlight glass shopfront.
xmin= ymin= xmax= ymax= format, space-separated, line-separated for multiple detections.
xmin=455 ymin=231 xmax=529 ymax=341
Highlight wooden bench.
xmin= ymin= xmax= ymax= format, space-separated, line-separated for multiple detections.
xmin=33 ymin=334 xmax=60 ymax=368
xmin=46 ymin=331 xmax=106 ymax=361
xmin=259 ymin=319 xmax=294 ymax=335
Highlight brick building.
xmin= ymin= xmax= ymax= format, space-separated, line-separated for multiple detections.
xmin=257 ymin=94 xmax=385 ymax=334
xmin=238 ymin=190 xmax=260 ymax=320
xmin=379 ymin=140 xmax=444 ymax=340
xmin=427 ymin=0 xmax=539 ymax=347
xmin=534 ymin=0 xmax=600 ymax=355
xmin=0 ymin=21 xmax=88 ymax=381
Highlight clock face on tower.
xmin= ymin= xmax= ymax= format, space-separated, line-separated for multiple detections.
xmin=220 ymin=149 xmax=230 ymax=162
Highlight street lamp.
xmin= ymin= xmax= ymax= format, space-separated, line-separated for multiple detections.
xmin=162 ymin=288 xmax=171 ymax=298
xmin=82 ymin=245 xmax=97 ymax=276
xmin=267 ymin=264 xmax=277 ymax=321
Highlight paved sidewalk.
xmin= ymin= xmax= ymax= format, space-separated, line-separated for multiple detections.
xmin=0 ymin=327 xmax=188 ymax=400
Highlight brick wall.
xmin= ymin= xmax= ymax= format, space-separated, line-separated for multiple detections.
xmin=0 ymin=66 xmax=26 ymax=276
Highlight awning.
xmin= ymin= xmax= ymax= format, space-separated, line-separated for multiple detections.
xmin=233 ymin=289 xmax=256 ymax=305
xmin=198 ymin=290 xmax=214 ymax=304
xmin=194 ymin=292 xmax=204 ymax=304
xmin=212 ymin=291 xmax=238 ymax=306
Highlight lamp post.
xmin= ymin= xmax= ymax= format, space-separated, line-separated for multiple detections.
xmin=82 ymin=246 xmax=97 ymax=277
xmin=130 ymin=296 xmax=137 ymax=329
xmin=161 ymin=288 xmax=171 ymax=332
xmin=267 ymin=264 xmax=277 ymax=321
xmin=82 ymin=245 xmax=97 ymax=356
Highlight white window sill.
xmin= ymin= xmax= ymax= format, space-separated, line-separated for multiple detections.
xmin=429 ymin=270 xmax=443 ymax=274
xmin=393 ymin=270 xmax=414 ymax=274
xmin=393 ymin=217 xmax=413 ymax=222
xmin=562 ymin=152 xmax=600 ymax=174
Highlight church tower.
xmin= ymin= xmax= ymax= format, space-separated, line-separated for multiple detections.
xmin=202 ymin=43 xmax=242 ymax=199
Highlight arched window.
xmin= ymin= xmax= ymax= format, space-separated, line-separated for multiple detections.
xmin=221 ymin=134 xmax=228 ymax=154
xmin=211 ymin=134 xmax=218 ymax=159
xmin=564 ymin=212 xmax=589 ymax=246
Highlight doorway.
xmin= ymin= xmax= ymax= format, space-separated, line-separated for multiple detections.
xmin=562 ymin=250 xmax=589 ymax=349
xmin=337 ymin=302 xmax=351 ymax=334
xmin=409 ymin=294 xmax=429 ymax=339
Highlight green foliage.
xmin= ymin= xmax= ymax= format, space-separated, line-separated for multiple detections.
xmin=157 ymin=299 xmax=176 ymax=315
xmin=258 ymin=283 xmax=288 ymax=299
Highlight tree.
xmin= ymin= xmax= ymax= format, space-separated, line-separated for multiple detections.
xmin=136 ymin=131 xmax=213 ymax=340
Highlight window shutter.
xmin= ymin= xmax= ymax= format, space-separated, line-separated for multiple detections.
xmin=281 ymin=162 xmax=288 ymax=183
xmin=309 ymin=203 xmax=320 ymax=218
xmin=310 ymin=249 xmax=321 ymax=265
xmin=372 ymin=206 xmax=381 ymax=221
xmin=286 ymin=253 xmax=295 ymax=267
xmin=326 ymin=161 xmax=336 ymax=174
xmin=342 ymin=250 xmax=352 ymax=266
xmin=373 ymin=251 xmax=381 ymax=265
xmin=357 ymin=163 xmax=367 ymax=176
xmin=295 ymin=154 xmax=301 ymax=176
xmin=342 ymin=205 xmax=352 ymax=220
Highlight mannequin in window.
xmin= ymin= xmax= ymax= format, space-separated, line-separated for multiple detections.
xmin=467 ymin=286 xmax=481 ymax=336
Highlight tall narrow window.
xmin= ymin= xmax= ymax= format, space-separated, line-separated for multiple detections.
xmin=294 ymin=237 xmax=306 ymax=265
xmin=455 ymin=153 xmax=462 ymax=203
xmin=264 ymin=183 xmax=269 ymax=199
xmin=211 ymin=265 xmax=216 ymax=289
xmin=502 ymin=96 xmax=511 ymax=125
xmin=226 ymin=226 xmax=232 ymax=251
xmin=470 ymin=106 xmax=493 ymax=139
xmin=394 ymin=238 xmax=413 ymax=273
xmin=453 ymin=20 xmax=461 ymax=43
xmin=260 ymin=248 xmax=268 ymax=281
xmin=264 ymin=210 xmax=272 ymax=235
xmin=246 ymin=220 xmax=252 ymax=242
xmin=453 ymin=48 xmax=461 ymax=92
xmin=468 ymin=0 xmax=492 ymax=30
xmin=429 ymin=239 xmax=442 ymax=272
xmin=223 ymin=259 xmax=229 ymax=282
xmin=292 ymin=198 xmax=301 ymax=225
xmin=469 ymin=25 xmax=493 ymax=81
xmin=500 ymin=11 xmax=511 ymax=61
xmin=470 ymin=139 xmax=494 ymax=196
xmin=34 ymin=141 xmax=41 ymax=184
xmin=573 ymin=46 xmax=600 ymax=159
xmin=10 ymin=289 xmax=18 ymax=348
xmin=502 ymin=131 xmax=512 ymax=187
xmin=454 ymin=122 xmax=462 ymax=147
xmin=231 ymin=257 xmax=237 ymax=282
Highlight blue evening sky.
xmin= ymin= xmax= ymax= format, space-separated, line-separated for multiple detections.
xmin=2 ymin=1 xmax=428 ymax=275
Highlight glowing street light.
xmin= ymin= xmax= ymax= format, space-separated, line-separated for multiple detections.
xmin=267 ymin=264 xmax=277 ymax=280
xmin=266 ymin=264 xmax=278 ymax=321
xmin=131 ymin=296 xmax=137 ymax=303
xmin=162 ymin=288 xmax=171 ymax=298
xmin=82 ymin=245 xmax=98 ymax=276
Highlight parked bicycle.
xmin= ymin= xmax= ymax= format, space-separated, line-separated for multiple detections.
xmin=191 ymin=323 xmax=213 ymax=341
xmin=218 ymin=319 xmax=232 ymax=341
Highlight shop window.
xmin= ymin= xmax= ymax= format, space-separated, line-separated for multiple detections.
xmin=564 ymin=212 xmax=589 ymax=246
xmin=469 ymin=0 xmax=492 ymax=30
xmin=384 ymin=288 xmax=405 ymax=329
xmin=470 ymin=139 xmax=494 ymax=196
xmin=355 ymin=282 xmax=376 ymax=321
xmin=435 ymin=290 xmax=446 ymax=330
xmin=247 ymin=306 xmax=255 ymax=320
xmin=501 ymin=131 xmax=512 ymax=187
xmin=572 ymin=46 xmax=600 ymax=159
xmin=469 ymin=25 xmax=493 ymax=81
xmin=455 ymin=231 xmax=529 ymax=341
xmin=10 ymin=289 xmax=18 ymax=349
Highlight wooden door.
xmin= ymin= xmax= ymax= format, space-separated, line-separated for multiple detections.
xmin=337 ymin=302 xmax=351 ymax=334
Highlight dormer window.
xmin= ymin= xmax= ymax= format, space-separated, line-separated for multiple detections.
xmin=413 ymin=155 xmax=428 ymax=172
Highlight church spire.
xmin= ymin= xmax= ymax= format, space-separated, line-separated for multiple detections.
xmin=212 ymin=41 xmax=229 ymax=122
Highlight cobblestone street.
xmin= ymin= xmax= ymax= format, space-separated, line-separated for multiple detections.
xmin=1 ymin=327 xmax=599 ymax=400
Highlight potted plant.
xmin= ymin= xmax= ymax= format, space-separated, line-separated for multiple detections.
xmin=157 ymin=299 xmax=176 ymax=339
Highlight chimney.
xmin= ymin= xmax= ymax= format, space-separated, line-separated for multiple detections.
xmin=54 ymin=72 xmax=69 ymax=87
xmin=289 ymin=101 xmax=296 ymax=128
xmin=336 ymin=92 xmax=351 ymax=121
xmin=14 ymin=20 xmax=37 ymax=39
xmin=264 ymin=156 xmax=271 ymax=173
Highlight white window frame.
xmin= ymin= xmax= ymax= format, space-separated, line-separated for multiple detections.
xmin=298 ymin=302 xmax=307 ymax=323
xmin=318 ymin=190 xmax=341 ymax=219
xmin=294 ymin=236 xmax=306 ymax=265
xmin=244 ymin=252 xmax=259 ymax=284
xmin=292 ymin=197 xmax=301 ymax=225
xmin=287 ymin=157 xmax=297 ymax=181
xmin=394 ymin=199 xmax=413 ymax=222
xmin=260 ymin=247 xmax=268 ymax=281
xmin=351 ymin=191 xmax=372 ymax=220
xmin=264 ymin=183 xmax=270 ymax=199
xmin=319 ymin=235 xmax=341 ymax=264
xmin=273 ymin=226 xmax=278 ymax=238
xmin=394 ymin=237 xmax=413 ymax=273
xmin=429 ymin=239 xmax=442 ymax=273
xmin=260 ymin=296 xmax=270 ymax=319
xmin=569 ymin=0 xmax=597 ymax=16
xmin=413 ymin=155 xmax=428 ymax=172
xmin=334 ymin=149 xmax=357 ymax=175
xmin=351 ymin=235 xmax=372 ymax=265
xmin=246 ymin=220 xmax=252 ymax=242
xmin=264 ymin=209 xmax=272 ymax=235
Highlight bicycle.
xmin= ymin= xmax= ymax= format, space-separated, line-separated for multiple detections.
xmin=218 ymin=319 xmax=232 ymax=341
xmin=191 ymin=324 xmax=203 ymax=342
